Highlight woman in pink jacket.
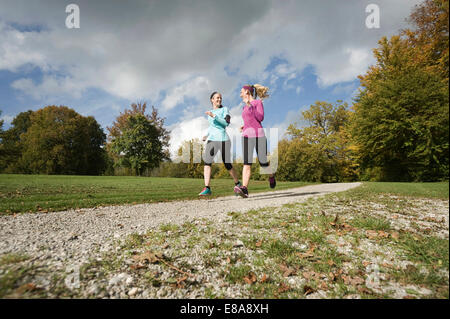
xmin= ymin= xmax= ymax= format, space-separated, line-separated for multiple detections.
xmin=234 ymin=84 xmax=276 ymax=198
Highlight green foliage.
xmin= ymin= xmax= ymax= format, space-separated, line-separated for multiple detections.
xmin=0 ymin=110 xmax=33 ymax=172
xmin=2 ymin=106 xmax=107 ymax=175
xmin=106 ymin=102 xmax=170 ymax=176
xmin=109 ymin=113 xmax=164 ymax=176
xmin=277 ymin=100 xmax=358 ymax=182
xmin=351 ymin=36 xmax=449 ymax=181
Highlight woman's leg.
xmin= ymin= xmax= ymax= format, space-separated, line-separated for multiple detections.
xmin=243 ymin=164 xmax=252 ymax=187
xmin=204 ymin=165 xmax=211 ymax=186
xmin=221 ymin=140 xmax=239 ymax=183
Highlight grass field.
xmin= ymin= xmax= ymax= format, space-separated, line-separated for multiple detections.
xmin=0 ymin=174 xmax=315 ymax=214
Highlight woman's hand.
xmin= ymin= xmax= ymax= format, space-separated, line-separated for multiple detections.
xmin=239 ymin=126 xmax=244 ymax=133
xmin=205 ymin=111 xmax=215 ymax=118
xmin=202 ymin=136 xmax=207 ymax=142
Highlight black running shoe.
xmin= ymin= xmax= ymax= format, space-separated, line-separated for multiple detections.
xmin=234 ymin=185 xmax=249 ymax=198
xmin=269 ymin=175 xmax=276 ymax=189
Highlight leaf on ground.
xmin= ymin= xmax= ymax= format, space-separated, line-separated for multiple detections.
xmin=377 ymin=230 xmax=389 ymax=238
xmin=303 ymin=285 xmax=315 ymax=295
xmin=366 ymin=230 xmax=378 ymax=239
xmin=280 ymin=264 xmax=296 ymax=277
xmin=278 ymin=282 xmax=291 ymax=294
xmin=260 ymin=273 xmax=269 ymax=283
xmin=16 ymin=283 xmax=38 ymax=294
xmin=132 ymin=251 xmax=162 ymax=264
xmin=243 ymin=272 xmax=257 ymax=285
xmin=296 ymin=252 xmax=314 ymax=259
xmin=255 ymin=240 xmax=262 ymax=247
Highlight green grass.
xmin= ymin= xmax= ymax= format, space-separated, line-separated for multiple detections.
xmin=361 ymin=182 xmax=449 ymax=199
xmin=0 ymin=174 xmax=314 ymax=214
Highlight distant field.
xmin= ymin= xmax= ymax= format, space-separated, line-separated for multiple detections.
xmin=0 ymin=174 xmax=315 ymax=214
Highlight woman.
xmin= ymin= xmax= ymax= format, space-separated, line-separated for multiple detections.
xmin=199 ymin=92 xmax=241 ymax=196
xmin=234 ymin=84 xmax=276 ymax=198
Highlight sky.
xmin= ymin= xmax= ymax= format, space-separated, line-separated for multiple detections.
xmin=0 ymin=0 xmax=422 ymax=158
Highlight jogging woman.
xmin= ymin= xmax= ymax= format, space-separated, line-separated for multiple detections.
xmin=234 ymin=84 xmax=276 ymax=198
xmin=199 ymin=92 xmax=241 ymax=196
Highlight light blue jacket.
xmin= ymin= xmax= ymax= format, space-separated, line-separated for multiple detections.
xmin=206 ymin=106 xmax=230 ymax=141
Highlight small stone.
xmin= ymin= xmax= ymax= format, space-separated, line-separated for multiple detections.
xmin=128 ymin=287 xmax=138 ymax=296
xmin=233 ymin=240 xmax=244 ymax=248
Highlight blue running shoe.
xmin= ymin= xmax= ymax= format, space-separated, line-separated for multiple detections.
xmin=199 ymin=187 xmax=211 ymax=196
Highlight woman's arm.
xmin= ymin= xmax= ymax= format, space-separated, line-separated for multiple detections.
xmin=252 ymin=100 xmax=264 ymax=122
xmin=213 ymin=108 xmax=231 ymax=127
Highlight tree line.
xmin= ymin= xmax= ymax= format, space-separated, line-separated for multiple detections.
xmin=0 ymin=0 xmax=447 ymax=182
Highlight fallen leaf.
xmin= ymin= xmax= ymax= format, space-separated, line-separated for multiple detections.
xmin=296 ymin=252 xmax=314 ymax=259
xmin=280 ymin=264 xmax=295 ymax=277
xmin=260 ymin=273 xmax=268 ymax=283
xmin=278 ymin=282 xmax=291 ymax=294
xmin=391 ymin=232 xmax=399 ymax=240
xmin=303 ymin=285 xmax=315 ymax=295
xmin=378 ymin=230 xmax=389 ymax=238
xmin=366 ymin=230 xmax=378 ymax=239
xmin=132 ymin=251 xmax=161 ymax=264
xmin=255 ymin=240 xmax=262 ymax=247
xmin=327 ymin=260 xmax=335 ymax=267
xmin=226 ymin=257 xmax=231 ymax=264
xmin=362 ymin=261 xmax=371 ymax=267
xmin=243 ymin=272 xmax=257 ymax=285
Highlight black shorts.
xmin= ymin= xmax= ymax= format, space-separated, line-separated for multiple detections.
xmin=203 ymin=140 xmax=233 ymax=170
xmin=243 ymin=136 xmax=269 ymax=166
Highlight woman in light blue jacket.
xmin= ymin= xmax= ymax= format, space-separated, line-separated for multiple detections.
xmin=199 ymin=92 xmax=241 ymax=196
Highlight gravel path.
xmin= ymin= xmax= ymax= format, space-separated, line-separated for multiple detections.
xmin=0 ymin=182 xmax=361 ymax=265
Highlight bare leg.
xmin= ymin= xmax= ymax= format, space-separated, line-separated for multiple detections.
xmin=243 ymin=164 xmax=251 ymax=187
xmin=228 ymin=167 xmax=239 ymax=183
xmin=204 ymin=165 xmax=211 ymax=186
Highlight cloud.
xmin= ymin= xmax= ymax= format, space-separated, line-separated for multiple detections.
xmin=1 ymin=0 xmax=421 ymax=105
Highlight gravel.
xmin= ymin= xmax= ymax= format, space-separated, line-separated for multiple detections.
xmin=0 ymin=182 xmax=361 ymax=266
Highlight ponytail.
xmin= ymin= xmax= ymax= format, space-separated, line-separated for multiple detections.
xmin=243 ymin=84 xmax=270 ymax=100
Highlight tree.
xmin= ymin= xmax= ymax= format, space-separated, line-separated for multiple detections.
xmin=109 ymin=113 xmax=164 ymax=176
xmin=0 ymin=110 xmax=33 ymax=172
xmin=107 ymin=102 xmax=170 ymax=175
xmin=174 ymin=138 xmax=205 ymax=178
xmin=351 ymin=35 xmax=449 ymax=181
xmin=16 ymin=106 xmax=107 ymax=175
xmin=402 ymin=0 xmax=449 ymax=82
xmin=279 ymin=101 xmax=357 ymax=182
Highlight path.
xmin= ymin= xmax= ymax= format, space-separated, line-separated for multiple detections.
xmin=0 ymin=182 xmax=361 ymax=264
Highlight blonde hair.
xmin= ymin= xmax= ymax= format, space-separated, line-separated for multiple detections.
xmin=243 ymin=84 xmax=270 ymax=100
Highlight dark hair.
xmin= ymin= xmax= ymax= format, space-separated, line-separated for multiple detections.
xmin=210 ymin=91 xmax=219 ymax=100
xmin=210 ymin=91 xmax=223 ymax=108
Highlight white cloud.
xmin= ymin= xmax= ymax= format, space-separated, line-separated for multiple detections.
xmin=0 ymin=0 xmax=422 ymax=106
xmin=0 ymin=113 xmax=14 ymax=126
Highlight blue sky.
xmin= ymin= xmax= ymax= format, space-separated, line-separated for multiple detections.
xmin=0 ymin=0 xmax=421 ymax=157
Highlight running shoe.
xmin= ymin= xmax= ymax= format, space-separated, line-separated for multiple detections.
xmin=234 ymin=185 xmax=249 ymax=198
xmin=234 ymin=182 xmax=242 ymax=196
xmin=269 ymin=175 xmax=276 ymax=189
xmin=199 ymin=187 xmax=212 ymax=196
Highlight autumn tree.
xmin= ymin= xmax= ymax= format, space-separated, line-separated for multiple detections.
xmin=402 ymin=0 xmax=449 ymax=82
xmin=351 ymin=0 xmax=449 ymax=181
xmin=276 ymin=101 xmax=357 ymax=182
xmin=13 ymin=106 xmax=107 ymax=175
xmin=0 ymin=110 xmax=33 ymax=172
xmin=107 ymin=102 xmax=170 ymax=175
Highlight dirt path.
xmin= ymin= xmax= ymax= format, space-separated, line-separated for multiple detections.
xmin=0 ymin=182 xmax=361 ymax=264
